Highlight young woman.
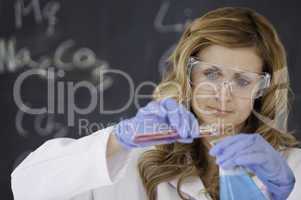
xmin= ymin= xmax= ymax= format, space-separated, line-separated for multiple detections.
xmin=11 ymin=7 xmax=301 ymax=200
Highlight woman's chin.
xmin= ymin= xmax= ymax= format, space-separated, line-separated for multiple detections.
xmin=199 ymin=121 xmax=237 ymax=137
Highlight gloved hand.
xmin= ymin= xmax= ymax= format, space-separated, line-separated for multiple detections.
xmin=209 ymin=133 xmax=295 ymax=200
xmin=114 ymin=97 xmax=200 ymax=150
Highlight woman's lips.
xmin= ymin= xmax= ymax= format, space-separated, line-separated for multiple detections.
xmin=207 ymin=106 xmax=233 ymax=115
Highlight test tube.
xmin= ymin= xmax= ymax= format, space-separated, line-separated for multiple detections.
xmin=133 ymin=124 xmax=220 ymax=143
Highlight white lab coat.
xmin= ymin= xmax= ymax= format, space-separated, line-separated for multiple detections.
xmin=11 ymin=125 xmax=301 ymax=200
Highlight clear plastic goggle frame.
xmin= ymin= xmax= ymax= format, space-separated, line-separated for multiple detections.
xmin=187 ymin=57 xmax=271 ymax=99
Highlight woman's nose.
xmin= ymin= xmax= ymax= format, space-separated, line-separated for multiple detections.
xmin=216 ymin=80 xmax=233 ymax=102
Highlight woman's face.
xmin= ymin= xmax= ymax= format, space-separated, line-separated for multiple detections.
xmin=190 ymin=45 xmax=263 ymax=135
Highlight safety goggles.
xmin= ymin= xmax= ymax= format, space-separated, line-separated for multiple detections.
xmin=187 ymin=57 xmax=271 ymax=99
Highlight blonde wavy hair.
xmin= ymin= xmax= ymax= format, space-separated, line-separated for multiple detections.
xmin=137 ymin=7 xmax=300 ymax=200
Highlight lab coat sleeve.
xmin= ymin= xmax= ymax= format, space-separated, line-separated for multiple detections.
xmin=11 ymin=125 xmax=132 ymax=200
xmin=286 ymin=148 xmax=301 ymax=200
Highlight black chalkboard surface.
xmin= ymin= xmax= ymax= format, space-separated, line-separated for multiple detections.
xmin=1 ymin=0 xmax=301 ymax=199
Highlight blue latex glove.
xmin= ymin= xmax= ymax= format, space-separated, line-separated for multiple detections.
xmin=114 ymin=97 xmax=200 ymax=150
xmin=209 ymin=133 xmax=295 ymax=200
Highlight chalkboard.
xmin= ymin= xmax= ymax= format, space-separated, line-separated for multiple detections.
xmin=1 ymin=0 xmax=301 ymax=199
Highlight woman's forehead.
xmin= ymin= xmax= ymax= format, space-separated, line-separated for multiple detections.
xmin=196 ymin=45 xmax=263 ymax=73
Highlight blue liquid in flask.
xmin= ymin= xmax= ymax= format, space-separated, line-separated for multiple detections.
xmin=220 ymin=167 xmax=267 ymax=200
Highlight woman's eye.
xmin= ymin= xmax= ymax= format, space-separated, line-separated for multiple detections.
xmin=236 ymin=78 xmax=250 ymax=87
xmin=204 ymin=70 xmax=220 ymax=80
